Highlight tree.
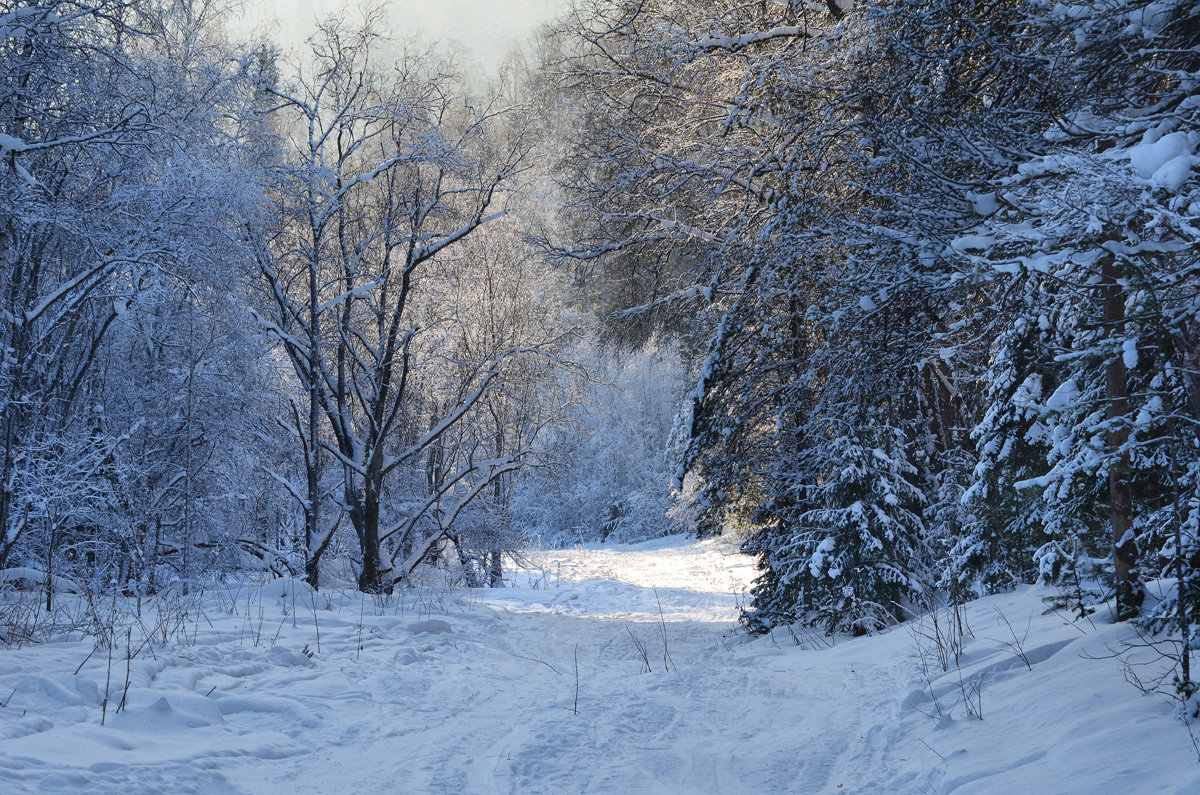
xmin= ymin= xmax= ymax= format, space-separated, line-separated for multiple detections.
xmin=746 ymin=421 xmax=927 ymax=635
xmin=550 ymin=0 xmax=1200 ymax=636
xmin=0 ymin=0 xmax=267 ymax=589
xmin=551 ymin=1 xmax=946 ymax=631
xmin=513 ymin=341 xmax=688 ymax=546
xmin=256 ymin=15 xmax=548 ymax=592
xmin=951 ymin=0 xmax=1200 ymax=622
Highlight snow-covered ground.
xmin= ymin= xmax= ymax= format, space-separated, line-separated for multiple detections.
xmin=1 ymin=535 xmax=1198 ymax=793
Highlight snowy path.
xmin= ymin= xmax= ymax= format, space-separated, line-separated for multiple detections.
xmin=231 ymin=538 xmax=886 ymax=793
xmin=220 ymin=538 xmax=908 ymax=794
xmin=2 ymin=536 xmax=1199 ymax=793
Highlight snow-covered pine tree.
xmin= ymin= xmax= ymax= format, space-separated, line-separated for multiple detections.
xmin=961 ymin=0 xmax=1200 ymax=622
xmin=844 ymin=0 xmax=1055 ymax=600
xmin=746 ymin=421 xmax=928 ymax=635
xmin=955 ymin=284 xmax=1063 ymax=596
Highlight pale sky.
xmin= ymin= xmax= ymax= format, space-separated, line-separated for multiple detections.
xmin=235 ymin=0 xmax=564 ymax=73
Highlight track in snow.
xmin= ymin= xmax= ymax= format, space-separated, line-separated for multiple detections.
xmin=237 ymin=536 xmax=891 ymax=794
xmin=2 ymin=535 xmax=1198 ymax=793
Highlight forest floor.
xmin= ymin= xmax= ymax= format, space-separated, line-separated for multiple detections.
xmin=1 ymin=535 xmax=1198 ymax=793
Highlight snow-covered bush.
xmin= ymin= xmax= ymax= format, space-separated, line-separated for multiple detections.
xmin=512 ymin=342 xmax=689 ymax=545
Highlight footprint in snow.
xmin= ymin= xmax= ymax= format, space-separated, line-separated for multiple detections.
xmin=407 ymin=619 xmax=452 ymax=635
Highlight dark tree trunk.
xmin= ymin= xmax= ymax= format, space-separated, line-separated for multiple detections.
xmin=352 ymin=463 xmax=392 ymax=594
xmin=45 ymin=520 xmax=54 ymax=611
xmin=304 ymin=453 xmax=321 ymax=589
xmin=0 ymin=423 xmax=14 ymax=571
xmin=304 ymin=241 xmax=324 ymax=591
xmin=1102 ymin=253 xmax=1144 ymax=621
xmin=488 ymin=550 xmax=503 ymax=587
xmin=304 ymin=553 xmax=321 ymax=590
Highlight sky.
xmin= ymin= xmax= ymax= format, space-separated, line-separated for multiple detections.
xmin=235 ymin=0 xmax=565 ymax=73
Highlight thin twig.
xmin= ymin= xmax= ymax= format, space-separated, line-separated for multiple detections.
xmin=573 ymin=644 xmax=580 ymax=715
xmin=512 ymin=652 xmax=562 ymax=675
xmin=919 ymin=738 xmax=945 ymax=760
xmin=653 ymin=587 xmax=676 ymax=672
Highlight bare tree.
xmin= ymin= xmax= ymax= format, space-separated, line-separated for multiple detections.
xmin=0 ymin=0 xmax=264 ymax=581
xmin=255 ymin=14 xmax=547 ymax=592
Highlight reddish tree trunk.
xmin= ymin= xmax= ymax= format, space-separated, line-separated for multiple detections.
xmin=1102 ymin=253 xmax=1144 ymax=621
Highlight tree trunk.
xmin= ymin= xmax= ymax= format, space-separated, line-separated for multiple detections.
xmin=304 ymin=240 xmax=324 ymax=591
xmin=45 ymin=519 xmax=54 ymax=611
xmin=353 ymin=464 xmax=392 ymax=594
xmin=304 ymin=552 xmax=321 ymax=590
xmin=303 ymin=450 xmax=322 ymax=589
xmin=488 ymin=550 xmax=503 ymax=587
xmin=150 ymin=516 xmax=160 ymax=594
xmin=1102 ymin=253 xmax=1144 ymax=621
xmin=455 ymin=537 xmax=482 ymax=588
xmin=0 ymin=416 xmax=14 ymax=571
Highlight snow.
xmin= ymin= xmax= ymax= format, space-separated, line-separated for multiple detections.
xmin=0 ymin=567 xmax=79 ymax=596
xmin=13 ymin=163 xmax=36 ymax=189
xmin=1136 ymin=395 xmax=1163 ymax=428
xmin=1012 ymin=374 xmax=1043 ymax=408
xmin=0 ymin=133 xmax=27 ymax=153
xmin=1127 ymin=130 xmax=1199 ymax=190
xmin=950 ymin=234 xmax=994 ymax=253
xmin=2 ymin=536 xmax=1198 ymax=793
xmin=1045 ymin=378 xmax=1079 ymax=412
xmin=1123 ymin=338 xmax=1139 ymax=370
xmin=967 ymin=191 xmax=999 ymax=217
xmin=694 ymin=26 xmax=816 ymax=52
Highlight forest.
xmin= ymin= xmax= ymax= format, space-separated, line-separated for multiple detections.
xmin=3 ymin=0 xmax=1200 ymax=742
